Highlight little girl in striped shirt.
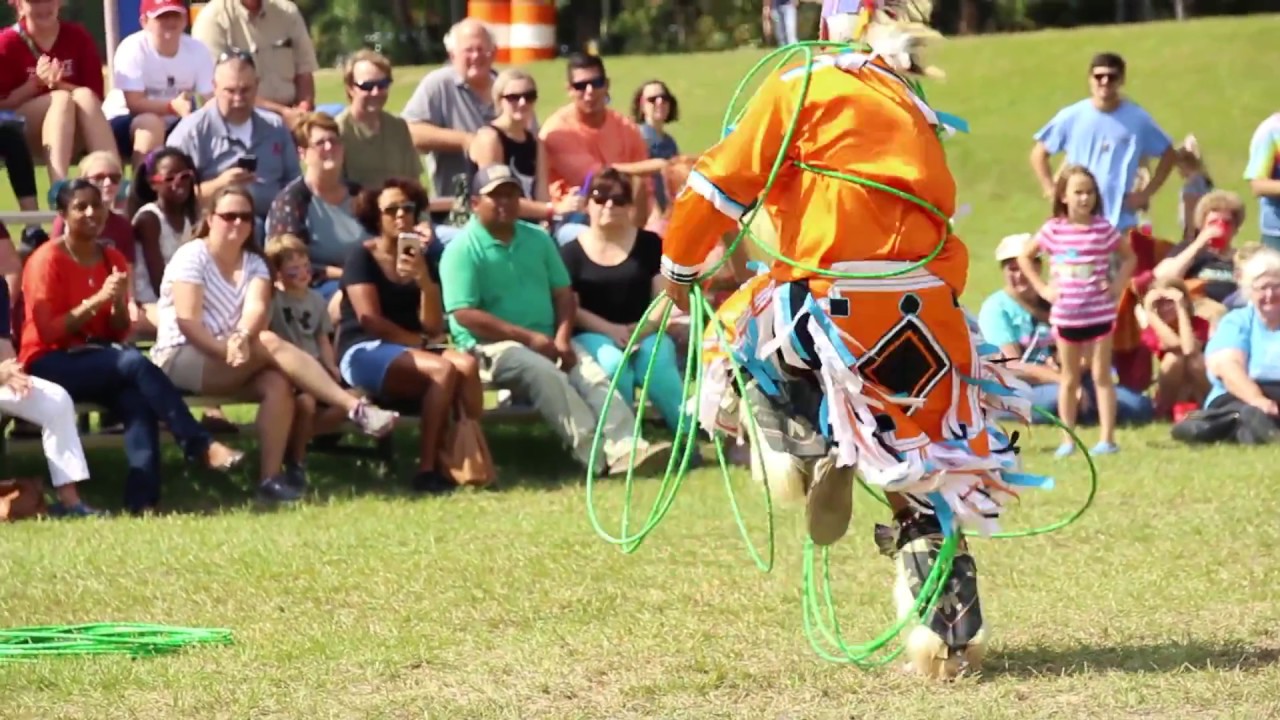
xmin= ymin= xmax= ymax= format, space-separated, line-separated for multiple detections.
xmin=1017 ymin=164 xmax=1137 ymax=457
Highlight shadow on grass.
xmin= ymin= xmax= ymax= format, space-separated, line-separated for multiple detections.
xmin=0 ymin=421 xmax=605 ymax=516
xmin=989 ymin=640 xmax=1280 ymax=677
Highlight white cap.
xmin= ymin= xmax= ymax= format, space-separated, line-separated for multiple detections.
xmin=995 ymin=233 xmax=1032 ymax=263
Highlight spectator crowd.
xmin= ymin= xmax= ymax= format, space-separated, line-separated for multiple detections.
xmin=0 ymin=0 xmax=1278 ymax=519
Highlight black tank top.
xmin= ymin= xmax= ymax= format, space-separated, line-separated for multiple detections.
xmin=467 ymin=124 xmax=537 ymax=196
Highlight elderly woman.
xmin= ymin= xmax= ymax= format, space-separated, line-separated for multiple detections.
xmin=339 ymin=178 xmax=485 ymax=494
xmin=1199 ymin=248 xmax=1280 ymax=443
xmin=21 ymin=180 xmax=244 ymax=515
xmin=0 ymin=0 xmax=118 ymax=185
xmin=151 ymin=186 xmax=399 ymax=503
xmin=1154 ymin=190 xmax=1247 ymax=325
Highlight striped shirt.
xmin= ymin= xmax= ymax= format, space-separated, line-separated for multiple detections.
xmin=152 ymin=240 xmax=270 ymax=356
xmin=1034 ymin=216 xmax=1121 ymax=329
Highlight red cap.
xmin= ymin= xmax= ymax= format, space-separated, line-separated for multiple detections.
xmin=140 ymin=0 xmax=187 ymax=21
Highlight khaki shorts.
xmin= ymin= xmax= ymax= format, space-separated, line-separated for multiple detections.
xmin=154 ymin=344 xmax=207 ymax=394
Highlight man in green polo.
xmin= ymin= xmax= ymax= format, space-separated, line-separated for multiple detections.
xmin=439 ymin=164 xmax=671 ymax=475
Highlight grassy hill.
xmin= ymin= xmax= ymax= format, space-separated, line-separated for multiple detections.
xmin=3 ymin=16 xmax=1280 ymax=719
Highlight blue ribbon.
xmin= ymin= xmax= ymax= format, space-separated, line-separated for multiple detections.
xmin=1002 ymin=472 xmax=1055 ymax=491
xmin=935 ymin=111 xmax=970 ymax=134
xmin=928 ymin=492 xmax=955 ymax=537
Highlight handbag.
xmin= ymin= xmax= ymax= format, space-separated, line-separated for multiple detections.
xmin=438 ymin=400 xmax=495 ymax=487
xmin=0 ymin=478 xmax=47 ymax=521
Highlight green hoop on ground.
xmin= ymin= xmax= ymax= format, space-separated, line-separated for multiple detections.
xmin=0 ymin=623 xmax=232 ymax=662
xmin=584 ymin=41 xmax=1099 ymax=665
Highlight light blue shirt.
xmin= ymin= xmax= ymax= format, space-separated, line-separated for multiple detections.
xmin=1244 ymin=113 xmax=1280 ymax=238
xmin=1204 ymin=306 xmax=1280 ymax=406
xmin=1034 ymin=99 xmax=1172 ymax=231
xmin=977 ymin=290 xmax=1054 ymax=365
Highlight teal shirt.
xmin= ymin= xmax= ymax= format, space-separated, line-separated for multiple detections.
xmin=440 ymin=218 xmax=571 ymax=349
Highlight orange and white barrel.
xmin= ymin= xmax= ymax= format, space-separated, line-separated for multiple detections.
xmin=508 ymin=0 xmax=556 ymax=64
xmin=467 ymin=0 xmax=512 ymax=64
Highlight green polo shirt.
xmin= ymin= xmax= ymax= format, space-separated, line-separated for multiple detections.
xmin=440 ymin=218 xmax=571 ymax=349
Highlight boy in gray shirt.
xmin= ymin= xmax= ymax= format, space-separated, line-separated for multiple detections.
xmin=265 ymin=234 xmax=349 ymax=486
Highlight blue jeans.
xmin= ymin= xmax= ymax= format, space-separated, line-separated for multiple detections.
xmin=1027 ymin=375 xmax=1154 ymax=426
xmin=1262 ymin=234 xmax=1280 ymax=253
xmin=28 ymin=346 xmax=214 ymax=513
xmin=575 ymin=331 xmax=685 ymax=431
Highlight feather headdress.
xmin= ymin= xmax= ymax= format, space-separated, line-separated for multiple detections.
xmin=820 ymin=0 xmax=944 ymax=79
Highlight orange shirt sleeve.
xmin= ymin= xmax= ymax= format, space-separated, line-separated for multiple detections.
xmin=661 ymin=68 xmax=798 ymax=283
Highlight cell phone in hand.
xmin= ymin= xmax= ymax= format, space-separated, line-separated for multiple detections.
xmin=397 ymin=232 xmax=423 ymax=257
xmin=235 ymin=154 xmax=258 ymax=172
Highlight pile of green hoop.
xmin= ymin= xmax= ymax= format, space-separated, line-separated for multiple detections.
xmin=584 ymin=40 xmax=1099 ymax=668
xmin=0 ymin=623 xmax=232 ymax=662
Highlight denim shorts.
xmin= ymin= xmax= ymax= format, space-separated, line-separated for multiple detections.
xmin=339 ymin=340 xmax=413 ymax=395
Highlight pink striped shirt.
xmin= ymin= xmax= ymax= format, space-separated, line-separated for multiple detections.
xmin=1034 ymin=216 xmax=1122 ymax=329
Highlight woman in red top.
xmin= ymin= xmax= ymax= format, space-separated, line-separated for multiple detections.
xmin=0 ymin=0 xmax=117 ymax=185
xmin=21 ymin=179 xmax=244 ymax=515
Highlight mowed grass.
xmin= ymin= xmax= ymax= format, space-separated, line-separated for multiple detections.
xmin=3 ymin=15 xmax=1280 ymax=719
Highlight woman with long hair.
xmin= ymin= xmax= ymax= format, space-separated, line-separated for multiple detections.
xmin=151 ymin=186 xmax=400 ymax=502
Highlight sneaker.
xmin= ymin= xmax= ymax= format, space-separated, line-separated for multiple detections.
xmin=350 ymin=400 xmax=397 ymax=437
xmin=606 ymin=441 xmax=674 ymax=477
xmin=412 ymin=469 xmax=456 ymax=495
xmin=1090 ymin=441 xmax=1119 ymax=455
xmin=48 ymin=502 xmax=104 ymax=518
xmin=283 ymin=463 xmax=309 ymax=492
xmin=257 ymin=475 xmax=303 ymax=503
xmin=1053 ymin=442 xmax=1076 ymax=459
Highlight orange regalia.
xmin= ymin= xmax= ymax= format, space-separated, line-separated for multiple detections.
xmin=656 ymin=0 xmax=1053 ymax=678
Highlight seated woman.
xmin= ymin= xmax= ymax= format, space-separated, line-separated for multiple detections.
xmin=127 ymin=147 xmax=199 ymax=332
xmin=0 ymin=272 xmax=98 ymax=516
xmin=0 ymin=120 xmax=39 ymax=214
xmin=1201 ymin=248 xmax=1280 ymax=443
xmin=1154 ymin=190 xmax=1247 ymax=328
xmin=340 ymin=178 xmax=485 ymax=494
xmin=1140 ymin=277 xmax=1210 ymax=421
xmin=467 ymin=69 xmax=581 ymax=230
xmin=0 ymin=0 xmax=118 ymax=185
xmin=151 ymin=186 xmax=400 ymax=503
xmin=20 ymin=179 xmax=244 ymax=516
xmin=52 ymin=152 xmax=134 ymax=260
xmin=559 ymin=169 xmax=684 ymax=432
xmin=631 ymin=79 xmax=683 ymax=231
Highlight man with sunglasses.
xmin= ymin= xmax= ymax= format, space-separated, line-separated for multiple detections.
xmin=191 ymin=0 xmax=319 ymax=127
xmin=1030 ymin=52 xmax=1176 ymax=235
xmin=335 ymin=49 xmax=422 ymax=191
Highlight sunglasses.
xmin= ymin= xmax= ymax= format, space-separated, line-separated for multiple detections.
xmin=352 ymin=78 xmax=392 ymax=92
xmin=590 ymin=190 xmax=631 ymax=206
xmin=571 ymin=77 xmax=607 ymax=92
xmin=1091 ymin=71 xmax=1120 ymax=82
xmin=502 ymin=90 xmax=538 ymax=104
xmin=86 ymin=172 xmax=123 ymax=185
xmin=218 ymin=48 xmax=256 ymax=67
xmin=381 ymin=202 xmax=418 ymax=217
xmin=214 ymin=211 xmax=254 ymax=224
xmin=151 ymin=170 xmax=194 ymax=186
xmin=644 ymin=94 xmax=672 ymax=104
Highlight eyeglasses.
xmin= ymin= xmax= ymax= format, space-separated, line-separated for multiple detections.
xmin=381 ymin=202 xmax=418 ymax=217
xmin=570 ymin=77 xmax=607 ymax=92
xmin=352 ymin=78 xmax=392 ymax=92
xmin=308 ymin=136 xmax=340 ymax=150
xmin=214 ymin=211 xmax=254 ymax=224
xmin=151 ymin=170 xmax=194 ymax=186
xmin=85 ymin=172 xmax=123 ymax=185
xmin=644 ymin=94 xmax=671 ymax=104
xmin=217 ymin=48 xmax=256 ymax=68
xmin=501 ymin=90 xmax=538 ymax=104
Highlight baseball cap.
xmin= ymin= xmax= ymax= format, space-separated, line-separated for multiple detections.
xmin=471 ymin=165 xmax=523 ymax=196
xmin=994 ymin=233 xmax=1032 ymax=263
xmin=140 ymin=0 xmax=187 ymax=21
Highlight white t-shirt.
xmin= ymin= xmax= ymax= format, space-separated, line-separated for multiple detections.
xmin=152 ymin=240 xmax=270 ymax=357
xmin=103 ymin=32 xmax=216 ymax=119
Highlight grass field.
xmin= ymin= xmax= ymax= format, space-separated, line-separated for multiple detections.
xmin=4 ymin=15 xmax=1280 ymax=719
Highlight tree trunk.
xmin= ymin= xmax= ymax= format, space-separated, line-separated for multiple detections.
xmin=1173 ymin=0 xmax=1188 ymax=20
xmin=959 ymin=0 xmax=979 ymax=34
xmin=1115 ymin=0 xmax=1125 ymax=23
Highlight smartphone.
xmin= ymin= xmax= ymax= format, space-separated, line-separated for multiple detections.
xmin=235 ymin=154 xmax=258 ymax=172
xmin=1207 ymin=218 xmax=1232 ymax=252
xmin=397 ymin=232 xmax=423 ymax=257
